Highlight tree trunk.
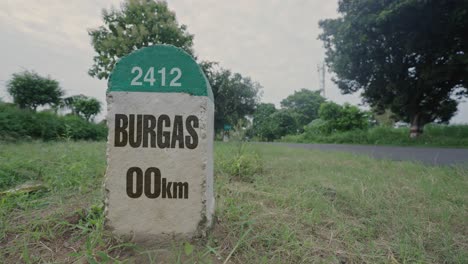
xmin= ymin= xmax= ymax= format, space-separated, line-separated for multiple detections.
xmin=409 ymin=113 xmax=424 ymax=138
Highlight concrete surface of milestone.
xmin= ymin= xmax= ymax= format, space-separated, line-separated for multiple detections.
xmin=105 ymin=45 xmax=214 ymax=244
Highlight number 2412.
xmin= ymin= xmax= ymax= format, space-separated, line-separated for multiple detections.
xmin=131 ymin=67 xmax=182 ymax=87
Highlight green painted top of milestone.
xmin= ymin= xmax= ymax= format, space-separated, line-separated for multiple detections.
xmin=108 ymin=45 xmax=213 ymax=101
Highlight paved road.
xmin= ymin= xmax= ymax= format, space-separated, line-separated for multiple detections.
xmin=268 ymin=143 xmax=468 ymax=166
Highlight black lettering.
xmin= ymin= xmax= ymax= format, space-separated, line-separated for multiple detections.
xmin=129 ymin=114 xmax=143 ymax=148
xmin=126 ymin=167 xmax=143 ymax=198
xmin=142 ymin=115 xmax=156 ymax=148
xmin=171 ymin=115 xmax=184 ymax=148
xmin=144 ymin=167 xmax=161 ymax=198
xmin=157 ymin=115 xmax=171 ymax=148
xmin=162 ymin=178 xmax=172 ymax=199
xmin=114 ymin=114 xmax=128 ymax=147
xmin=185 ymin=115 xmax=199 ymax=149
xmin=173 ymin=182 xmax=189 ymax=199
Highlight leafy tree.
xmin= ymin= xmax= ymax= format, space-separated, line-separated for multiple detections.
xmin=318 ymin=102 xmax=369 ymax=133
xmin=7 ymin=71 xmax=64 ymax=111
xmin=88 ymin=0 xmax=194 ymax=79
xmin=319 ymin=0 xmax=468 ymax=137
xmin=201 ymin=62 xmax=262 ymax=134
xmin=64 ymin=95 xmax=102 ymax=121
xmin=280 ymin=89 xmax=325 ymax=130
xmin=269 ymin=110 xmax=300 ymax=138
xmin=251 ymin=106 xmax=300 ymax=141
xmin=251 ymin=103 xmax=278 ymax=141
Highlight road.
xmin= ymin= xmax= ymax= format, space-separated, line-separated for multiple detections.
xmin=268 ymin=143 xmax=468 ymax=166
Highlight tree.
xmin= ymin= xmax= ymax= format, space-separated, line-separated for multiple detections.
xmin=88 ymin=0 xmax=194 ymax=79
xmin=201 ymin=62 xmax=262 ymax=134
xmin=64 ymin=95 xmax=102 ymax=121
xmin=280 ymin=89 xmax=325 ymax=130
xmin=269 ymin=110 xmax=300 ymax=138
xmin=7 ymin=71 xmax=64 ymax=111
xmin=251 ymin=103 xmax=278 ymax=141
xmin=319 ymin=0 xmax=468 ymax=137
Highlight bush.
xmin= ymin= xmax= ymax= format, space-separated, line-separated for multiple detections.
xmin=282 ymin=124 xmax=468 ymax=147
xmin=216 ymin=127 xmax=263 ymax=182
xmin=318 ymin=102 xmax=369 ymax=133
xmin=217 ymin=149 xmax=263 ymax=182
xmin=0 ymin=103 xmax=107 ymax=141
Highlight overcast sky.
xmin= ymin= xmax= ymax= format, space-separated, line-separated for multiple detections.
xmin=0 ymin=0 xmax=466 ymax=123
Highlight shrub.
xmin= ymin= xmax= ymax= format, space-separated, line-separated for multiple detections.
xmin=0 ymin=103 xmax=107 ymax=141
xmin=281 ymin=124 xmax=468 ymax=147
xmin=216 ymin=126 xmax=263 ymax=182
xmin=318 ymin=102 xmax=369 ymax=133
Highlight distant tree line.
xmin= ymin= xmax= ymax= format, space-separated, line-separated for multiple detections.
xmin=248 ymin=89 xmax=369 ymax=141
xmin=1 ymin=71 xmax=105 ymax=141
xmin=6 ymin=70 xmax=102 ymax=121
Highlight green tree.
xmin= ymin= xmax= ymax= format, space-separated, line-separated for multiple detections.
xmin=201 ymin=62 xmax=262 ymax=134
xmin=88 ymin=0 xmax=194 ymax=79
xmin=7 ymin=71 xmax=64 ymax=111
xmin=64 ymin=95 xmax=102 ymax=121
xmin=319 ymin=0 xmax=468 ymax=137
xmin=269 ymin=110 xmax=300 ymax=139
xmin=252 ymin=103 xmax=278 ymax=141
xmin=318 ymin=102 xmax=368 ymax=134
xmin=280 ymin=89 xmax=325 ymax=130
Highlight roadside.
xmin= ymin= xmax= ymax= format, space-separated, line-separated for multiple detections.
xmin=268 ymin=142 xmax=468 ymax=166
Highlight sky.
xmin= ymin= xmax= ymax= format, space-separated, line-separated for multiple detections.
xmin=0 ymin=0 xmax=467 ymax=123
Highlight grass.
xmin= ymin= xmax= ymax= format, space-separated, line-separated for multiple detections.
xmin=282 ymin=124 xmax=468 ymax=148
xmin=0 ymin=141 xmax=467 ymax=263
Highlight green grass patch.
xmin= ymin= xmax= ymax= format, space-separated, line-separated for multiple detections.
xmin=0 ymin=141 xmax=466 ymax=263
xmin=282 ymin=124 xmax=468 ymax=148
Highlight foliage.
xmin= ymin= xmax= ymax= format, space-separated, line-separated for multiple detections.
xmin=64 ymin=95 xmax=102 ymax=121
xmin=217 ymin=127 xmax=263 ymax=182
xmin=280 ymin=89 xmax=325 ymax=130
xmin=201 ymin=62 xmax=262 ymax=134
xmin=319 ymin=0 xmax=468 ymax=136
xmin=372 ymin=108 xmax=395 ymax=127
xmin=284 ymin=124 xmax=468 ymax=148
xmin=250 ymin=103 xmax=278 ymax=141
xmin=88 ymin=0 xmax=194 ymax=79
xmin=7 ymin=71 xmax=64 ymax=111
xmin=317 ymin=102 xmax=369 ymax=134
xmin=269 ymin=110 xmax=300 ymax=138
xmin=0 ymin=103 xmax=106 ymax=141
xmin=250 ymin=104 xmax=301 ymax=142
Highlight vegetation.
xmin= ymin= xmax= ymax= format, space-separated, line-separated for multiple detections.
xmin=0 ymin=103 xmax=106 ymax=141
xmin=249 ymin=90 xmax=326 ymax=141
xmin=201 ymin=62 xmax=262 ymax=134
xmin=88 ymin=0 xmax=194 ymax=79
xmin=7 ymin=71 xmax=64 ymax=111
xmin=283 ymin=124 xmax=468 ymax=148
xmin=63 ymin=95 xmax=102 ymax=122
xmin=0 ymin=141 xmax=466 ymax=263
xmin=280 ymin=89 xmax=325 ymax=131
xmin=319 ymin=0 xmax=468 ymax=137
xmin=315 ymin=102 xmax=369 ymax=134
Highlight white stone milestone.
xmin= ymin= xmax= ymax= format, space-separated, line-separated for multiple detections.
xmin=104 ymin=45 xmax=214 ymax=244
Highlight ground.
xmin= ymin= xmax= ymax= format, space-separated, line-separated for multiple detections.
xmin=0 ymin=141 xmax=467 ymax=263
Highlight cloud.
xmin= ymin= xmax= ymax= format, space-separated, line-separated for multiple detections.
xmin=0 ymin=0 xmax=120 ymax=52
